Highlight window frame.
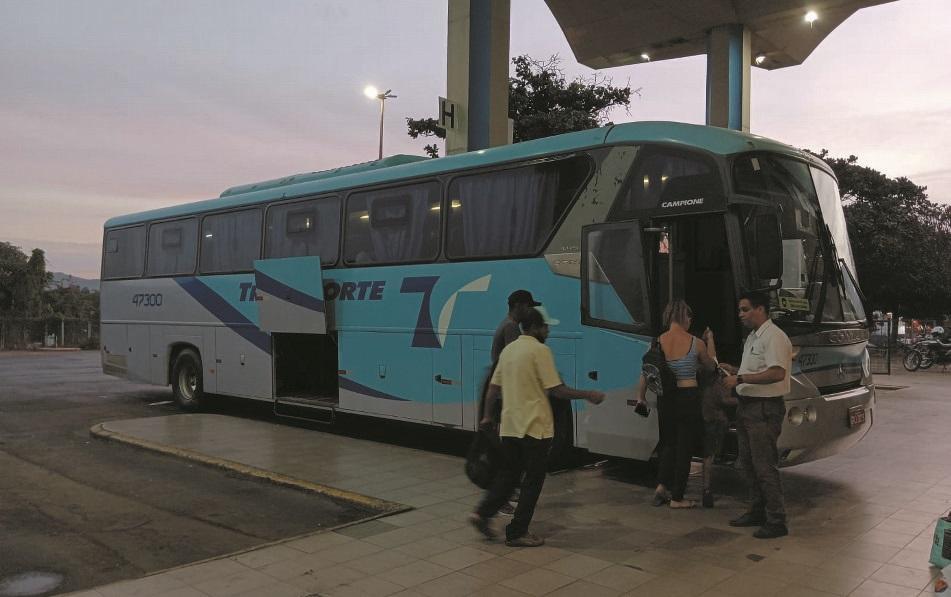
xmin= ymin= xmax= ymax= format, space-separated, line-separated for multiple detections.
xmin=443 ymin=152 xmax=594 ymax=262
xmin=263 ymin=193 xmax=341 ymax=267
xmin=580 ymin=219 xmax=654 ymax=336
xmin=607 ymin=144 xmax=726 ymax=222
xmin=144 ymin=216 xmax=199 ymax=278
xmin=342 ymin=179 xmax=443 ymax=267
xmin=101 ymin=224 xmax=147 ymax=280
xmin=198 ymin=207 xmax=264 ymax=275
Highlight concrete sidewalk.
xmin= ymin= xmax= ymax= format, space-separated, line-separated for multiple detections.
xmin=67 ymin=371 xmax=950 ymax=597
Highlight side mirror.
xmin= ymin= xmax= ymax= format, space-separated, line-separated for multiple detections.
xmin=753 ymin=213 xmax=783 ymax=280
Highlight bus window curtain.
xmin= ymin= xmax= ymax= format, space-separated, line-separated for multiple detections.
xmin=366 ymin=187 xmax=433 ymax=262
xmin=455 ymin=168 xmax=560 ymax=256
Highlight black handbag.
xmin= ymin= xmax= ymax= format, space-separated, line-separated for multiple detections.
xmin=465 ymin=428 xmax=502 ymax=489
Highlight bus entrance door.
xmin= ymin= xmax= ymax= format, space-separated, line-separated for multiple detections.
xmin=254 ymin=256 xmax=338 ymax=419
xmin=579 ymin=221 xmax=658 ymax=460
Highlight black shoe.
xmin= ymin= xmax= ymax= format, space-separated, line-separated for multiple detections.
xmin=702 ymin=491 xmax=714 ymax=509
xmin=651 ymin=492 xmax=670 ymax=507
xmin=729 ymin=512 xmax=766 ymax=527
xmin=753 ymin=523 xmax=789 ymax=539
xmin=468 ymin=513 xmax=496 ymax=539
xmin=505 ymin=532 xmax=544 ymax=547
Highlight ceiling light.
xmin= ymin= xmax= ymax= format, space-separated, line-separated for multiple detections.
xmin=640 ymin=53 xmax=650 ymax=62
xmin=755 ymin=55 xmax=766 ymax=65
xmin=804 ymin=10 xmax=818 ymax=24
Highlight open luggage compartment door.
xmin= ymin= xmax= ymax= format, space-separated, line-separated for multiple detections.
xmin=254 ymin=256 xmax=327 ymax=334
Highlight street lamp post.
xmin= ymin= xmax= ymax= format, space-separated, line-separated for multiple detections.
xmin=364 ymin=86 xmax=397 ymax=160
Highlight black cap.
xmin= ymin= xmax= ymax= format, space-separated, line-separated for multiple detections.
xmin=508 ymin=289 xmax=541 ymax=308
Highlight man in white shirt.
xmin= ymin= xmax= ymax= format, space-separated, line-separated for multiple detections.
xmin=721 ymin=290 xmax=792 ymax=539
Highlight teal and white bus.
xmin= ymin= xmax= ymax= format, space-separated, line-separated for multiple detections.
xmin=100 ymin=121 xmax=873 ymax=465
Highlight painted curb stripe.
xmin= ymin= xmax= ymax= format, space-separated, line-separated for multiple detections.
xmin=89 ymin=422 xmax=407 ymax=513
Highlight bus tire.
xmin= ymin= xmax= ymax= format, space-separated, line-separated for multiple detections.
xmin=172 ymin=348 xmax=205 ymax=411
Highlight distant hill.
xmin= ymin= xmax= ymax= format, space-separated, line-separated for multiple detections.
xmin=50 ymin=272 xmax=100 ymax=292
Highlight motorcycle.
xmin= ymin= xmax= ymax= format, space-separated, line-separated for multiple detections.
xmin=903 ymin=336 xmax=951 ymax=371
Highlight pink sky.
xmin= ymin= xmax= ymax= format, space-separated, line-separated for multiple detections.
xmin=1 ymin=0 xmax=948 ymax=278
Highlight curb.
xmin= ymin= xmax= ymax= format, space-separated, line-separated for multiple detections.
xmin=89 ymin=422 xmax=409 ymax=515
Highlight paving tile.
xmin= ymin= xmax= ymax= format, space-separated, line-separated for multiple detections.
xmin=325 ymin=576 xmax=405 ymax=597
xmin=546 ymin=579 xmax=623 ymax=597
xmin=499 ymin=567 xmax=576 ymax=596
xmin=461 ymin=554 xmax=534 ymax=581
xmin=427 ymin=545 xmax=497 ymax=570
xmin=257 ymin=551 xmax=337 ymax=579
xmin=584 ymin=563 xmax=655 ymax=592
xmin=712 ymin=568 xmax=797 ymax=596
xmin=285 ymin=564 xmax=364 ymax=593
xmin=414 ymin=571 xmax=494 ymax=596
xmin=377 ymin=559 xmax=453 ymax=588
xmin=869 ymin=563 xmax=938 ymax=590
xmin=887 ymin=549 xmax=940 ymax=572
xmin=393 ymin=535 xmax=462 ymax=558
xmin=623 ymin=573 xmax=701 ymax=597
xmin=165 ymin=558 xmax=250 ymax=586
xmin=232 ymin=581 xmax=308 ymax=597
xmin=847 ymin=579 xmax=920 ymax=596
xmin=773 ymin=585 xmax=840 ymax=597
xmin=284 ymin=531 xmax=355 ymax=553
xmin=816 ymin=554 xmax=885 ymax=578
xmin=336 ymin=519 xmax=401 ymax=539
xmin=152 ymin=589 xmax=208 ymax=597
xmin=542 ymin=553 xmax=614 ymax=578
xmin=794 ymin=569 xmax=868 ymax=595
xmin=316 ymin=538 xmax=386 ymax=563
xmin=346 ymin=548 xmax=419 ymax=575
xmin=467 ymin=584 xmax=532 ymax=597
xmin=192 ymin=567 xmax=277 ymax=597
xmin=505 ymin=545 xmax=573 ymax=566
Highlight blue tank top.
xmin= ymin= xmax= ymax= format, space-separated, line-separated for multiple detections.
xmin=667 ymin=338 xmax=700 ymax=380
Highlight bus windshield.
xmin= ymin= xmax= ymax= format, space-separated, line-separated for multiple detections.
xmin=733 ymin=154 xmax=864 ymax=324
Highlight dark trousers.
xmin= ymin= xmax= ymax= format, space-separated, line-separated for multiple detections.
xmin=476 ymin=436 xmax=551 ymax=540
xmin=657 ymin=388 xmax=703 ymax=501
xmin=736 ymin=397 xmax=786 ymax=525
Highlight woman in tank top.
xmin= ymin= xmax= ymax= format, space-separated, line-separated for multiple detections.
xmin=636 ymin=300 xmax=718 ymax=508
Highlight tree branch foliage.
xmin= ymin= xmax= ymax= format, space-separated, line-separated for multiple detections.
xmin=406 ymin=54 xmax=637 ymax=157
xmin=808 ymin=150 xmax=951 ymax=317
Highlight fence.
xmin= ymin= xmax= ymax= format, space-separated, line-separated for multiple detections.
xmin=868 ymin=318 xmax=892 ymax=375
xmin=0 ymin=318 xmax=99 ymax=350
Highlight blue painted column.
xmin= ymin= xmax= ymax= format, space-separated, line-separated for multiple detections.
xmin=447 ymin=0 xmax=510 ymax=154
xmin=706 ymin=24 xmax=751 ymax=131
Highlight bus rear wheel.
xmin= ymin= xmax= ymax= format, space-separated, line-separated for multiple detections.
xmin=172 ymin=348 xmax=205 ymax=411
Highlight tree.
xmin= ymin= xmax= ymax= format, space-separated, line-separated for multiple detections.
xmin=407 ymin=55 xmax=637 ymax=157
xmin=809 ymin=151 xmax=951 ymax=319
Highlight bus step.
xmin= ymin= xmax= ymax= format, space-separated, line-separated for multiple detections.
xmin=274 ymin=397 xmax=336 ymax=424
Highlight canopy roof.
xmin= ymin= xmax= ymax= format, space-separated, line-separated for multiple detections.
xmin=545 ymin=0 xmax=894 ymax=70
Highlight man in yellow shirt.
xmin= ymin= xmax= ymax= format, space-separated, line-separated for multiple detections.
xmin=470 ymin=307 xmax=605 ymax=547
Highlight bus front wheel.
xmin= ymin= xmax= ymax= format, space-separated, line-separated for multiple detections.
xmin=172 ymin=348 xmax=205 ymax=411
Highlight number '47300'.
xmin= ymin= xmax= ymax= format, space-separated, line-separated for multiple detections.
xmin=132 ymin=293 xmax=163 ymax=307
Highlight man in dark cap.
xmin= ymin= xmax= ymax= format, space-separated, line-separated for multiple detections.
xmin=491 ymin=290 xmax=541 ymax=364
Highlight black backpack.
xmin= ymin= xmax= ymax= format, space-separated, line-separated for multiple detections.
xmin=465 ymin=429 xmax=502 ymax=489
xmin=641 ymin=339 xmax=677 ymax=398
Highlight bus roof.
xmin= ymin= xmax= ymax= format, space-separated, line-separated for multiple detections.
xmin=104 ymin=121 xmax=809 ymax=228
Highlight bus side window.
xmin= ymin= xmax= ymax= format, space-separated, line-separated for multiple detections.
xmin=446 ymin=156 xmax=590 ymax=259
xmin=344 ymin=182 xmax=440 ymax=265
xmin=147 ymin=218 xmax=198 ymax=276
xmin=199 ymin=209 xmax=262 ymax=274
xmin=265 ymin=196 xmax=340 ymax=265
xmin=103 ymin=226 xmax=146 ymax=279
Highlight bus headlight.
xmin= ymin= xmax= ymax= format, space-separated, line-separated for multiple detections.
xmin=804 ymin=407 xmax=817 ymax=423
xmin=788 ymin=407 xmax=804 ymax=426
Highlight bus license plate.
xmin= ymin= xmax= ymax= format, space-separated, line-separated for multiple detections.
xmin=848 ymin=406 xmax=866 ymax=428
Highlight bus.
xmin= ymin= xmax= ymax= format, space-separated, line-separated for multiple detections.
xmin=100 ymin=121 xmax=873 ymax=466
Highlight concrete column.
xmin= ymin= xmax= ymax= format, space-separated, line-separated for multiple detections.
xmin=446 ymin=0 xmax=510 ymax=154
xmin=705 ymin=24 xmax=750 ymax=132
